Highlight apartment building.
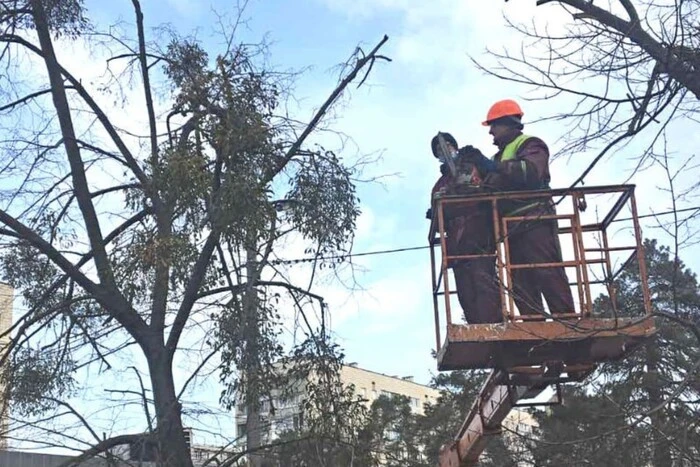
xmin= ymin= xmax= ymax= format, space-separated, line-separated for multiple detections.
xmin=234 ymin=362 xmax=540 ymax=464
xmin=340 ymin=363 xmax=440 ymax=415
xmin=501 ymin=408 xmax=538 ymax=466
xmin=234 ymin=363 xmax=441 ymax=444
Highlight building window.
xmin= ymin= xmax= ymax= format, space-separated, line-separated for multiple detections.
xmin=518 ymin=423 xmax=533 ymax=435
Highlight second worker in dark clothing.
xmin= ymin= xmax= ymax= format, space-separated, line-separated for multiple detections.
xmin=429 ymin=132 xmax=501 ymax=324
xmin=461 ymin=100 xmax=575 ymax=317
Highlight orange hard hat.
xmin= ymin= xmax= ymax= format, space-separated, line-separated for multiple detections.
xmin=482 ymin=99 xmax=524 ymax=126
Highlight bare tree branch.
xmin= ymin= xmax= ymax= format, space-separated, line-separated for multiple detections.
xmin=55 ymin=433 xmax=154 ymax=467
xmin=268 ymin=35 xmax=390 ymax=181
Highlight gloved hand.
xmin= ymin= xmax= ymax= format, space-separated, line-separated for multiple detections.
xmin=425 ymin=208 xmax=432 ymax=219
xmin=481 ymin=172 xmax=504 ymax=191
xmin=457 ymin=145 xmax=483 ymax=160
xmin=453 ymin=173 xmax=470 ymax=185
xmin=458 ymin=145 xmax=497 ymax=174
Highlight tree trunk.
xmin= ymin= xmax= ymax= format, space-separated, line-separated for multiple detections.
xmin=645 ymin=343 xmax=672 ymax=467
xmin=148 ymin=350 xmax=194 ymax=467
xmin=244 ymin=245 xmax=264 ymax=467
xmin=246 ymin=398 xmax=263 ymax=467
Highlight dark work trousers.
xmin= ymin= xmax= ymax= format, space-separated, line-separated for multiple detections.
xmin=505 ymin=217 xmax=575 ymax=316
xmin=446 ymin=202 xmax=502 ymax=324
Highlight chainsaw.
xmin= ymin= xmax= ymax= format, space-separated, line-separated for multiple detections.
xmin=436 ymin=133 xmax=458 ymax=178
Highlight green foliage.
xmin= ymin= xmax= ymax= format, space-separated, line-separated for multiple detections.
xmin=4 ymin=347 xmax=75 ymax=416
xmin=288 ymin=337 xmax=368 ymax=442
xmin=163 ymin=39 xmax=209 ymax=93
xmin=0 ymin=4 xmax=377 ymax=464
xmin=531 ymin=386 xmax=652 ymax=467
xmin=40 ymin=0 xmax=88 ymax=36
xmin=153 ymin=144 xmax=210 ymax=225
xmin=356 ymin=394 xmax=424 ymax=466
xmin=216 ymin=292 xmax=285 ymax=412
xmin=417 ymin=371 xmax=486 ymax=459
xmin=113 ymin=229 xmax=200 ymax=309
xmin=285 ymin=150 xmax=360 ymax=259
xmin=263 ymin=368 xmax=523 ymax=466
xmin=1 ymin=238 xmax=106 ymax=414
xmin=259 ymin=337 xmax=373 ymax=466
xmin=531 ymin=239 xmax=700 ymax=466
xmin=161 ymin=38 xmax=359 ymax=257
xmin=1 ymin=1 xmax=89 ymax=38
xmin=2 ymin=240 xmax=61 ymax=310
xmin=159 ymin=34 xmax=363 ymax=425
xmin=160 ymin=41 xmax=283 ymax=245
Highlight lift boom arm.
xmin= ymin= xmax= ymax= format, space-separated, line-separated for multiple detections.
xmin=437 ymin=370 xmax=545 ymax=467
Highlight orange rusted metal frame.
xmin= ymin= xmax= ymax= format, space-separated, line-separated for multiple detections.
xmin=428 ymin=185 xmax=655 ymax=467
xmin=492 ymin=199 xmax=508 ymax=322
xmin=630 ymin=191 xmax=653 ymax=315
xmin=428 ymin=184 xmax=653 ymax=351
xmin=436 ymin=321 xmax=654 ymax=467
xmin=437 ymin=359 xmax=601 ymax=466
xmin=437 ymin=370 xmax=512 ymax=467
xmin=501 ymin=216 xmax=516 ymax=320
xmin=437 ymin=318 xmax=655 ymax=370
xmin=436 ymin=201 xmax=454 ymax=328
xmin=430 ymin=243 xmax=441 ymax=351
xmin=572 ymin=192 xmax=593 ymax=315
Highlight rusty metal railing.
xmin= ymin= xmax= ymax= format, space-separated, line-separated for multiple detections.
xmin=428 ymin=184 xmax=652 ymax=353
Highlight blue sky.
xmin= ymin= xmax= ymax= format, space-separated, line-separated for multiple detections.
xmin=75 ymin=0 xmax=698 ymax=388
xmin=137 ymin=0 xmax=697 ymax=384
xmin=7 ymin=0 xmax=700 ymax=451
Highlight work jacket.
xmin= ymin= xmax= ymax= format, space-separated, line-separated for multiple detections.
xmin=430 ymin=168 xmax=493 ymax=258
xmin=485 ymin=132 xmax=553 ymax=218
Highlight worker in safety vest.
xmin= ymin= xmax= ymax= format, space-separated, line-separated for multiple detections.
xmin=460 ymin=100 xmax=575 ymax=316
xmin=428 ymin=132 xmax=501 ymax=324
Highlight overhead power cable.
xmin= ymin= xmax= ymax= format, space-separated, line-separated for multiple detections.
xmin=615 ymin=205 xmax=700 ymax=222
xmin=270 ymin=205 xmax=700 ymax=266
xmin=269 ymin=245 xmax=429 ymax=265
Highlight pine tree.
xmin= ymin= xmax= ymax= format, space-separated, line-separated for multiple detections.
xmin=532 ymin=240 xmax=700 ymax=466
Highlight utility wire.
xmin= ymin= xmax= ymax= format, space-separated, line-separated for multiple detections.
xmin=270 ymin=205 xmax=700 ymax=266
xmin=615 ymin=205 xmax=700 ymax=223
xmin=269 ymin=245 xmax=429 ymax=265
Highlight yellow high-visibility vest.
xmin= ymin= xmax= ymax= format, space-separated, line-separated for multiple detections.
xmin=500 ymin=133 xmax=531 ymax=161
xmin=494 ymin=134 xmax=549 ymax=216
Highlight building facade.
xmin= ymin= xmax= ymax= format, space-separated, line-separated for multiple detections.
xmin=234 ymin=363 xmax=441 ymax=446
xmin=500 ymin=408 xmax=539 ymax=465
xmin=234 ymin=362 xmax=540 ymax=464
xmin=339 ymin=363 xmax=440 ymax=415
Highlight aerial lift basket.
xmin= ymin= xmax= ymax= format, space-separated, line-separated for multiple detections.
xmin=429 ymin=185 xmax=656 ymax=467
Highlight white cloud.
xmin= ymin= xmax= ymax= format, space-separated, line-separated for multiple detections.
xmin=166 ymin=0 xmax=203 ymax=18
xmin=325 ymin=262 xmax=428 ymax=324
xmin=7 ymin=0 xmax=700 ymax=450
xmin=302 ymin=0 xmax=700 ymax=384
